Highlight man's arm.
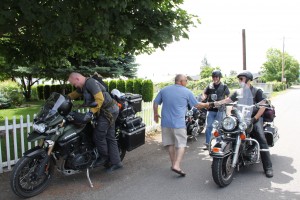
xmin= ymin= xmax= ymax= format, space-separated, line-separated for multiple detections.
xmin=153 ymin=102 xmax=160 ymax=123
xmin=68 ymin=91 xmax=82 ymax=100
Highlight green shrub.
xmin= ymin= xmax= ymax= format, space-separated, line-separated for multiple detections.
xmin=108 ymin=80 xmax=117 ymax=93
xmin=125 ymin=79 xmax=134 ymax=93
xmin=142 ymin=80 xmax=153 ymax=102
xmin=44 ymin=85 xmax=51 ymax=100
xmin=103 ymin=80 xmax=109 ymax=91
xmin=55 ymin=84 xmax=62 ymax=94
xmin=116 ymin=80 xmax=126 ymax=92
xmin=133 ymin=79 xmax=143 ymax=94
xmin=50 ymin=85 xmax=56 ymax=94
xmin=0 ymin=80 xmax=24 ymax=106
xmin=30 ymin=86 xmax=39 ymax=100
xmin=37 ymin=85 xmax=44 ymax=100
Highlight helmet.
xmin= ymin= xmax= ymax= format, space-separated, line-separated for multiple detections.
xmin=237 ymin=70 xmax=253 ymax=81
xmin=57 ymin=97 xmax=72 ymax=116
xmin=212 ymin=70 xmax=222 ymax=78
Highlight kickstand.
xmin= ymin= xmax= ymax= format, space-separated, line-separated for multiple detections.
xmin=86 ymin=168 xmax=94 ymax=188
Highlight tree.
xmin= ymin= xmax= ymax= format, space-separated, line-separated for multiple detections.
xmin=0 ymin=0 xmax=198 ymax=64
xmin=0 ymin=0 xmax=198 ymax=100
xmin=261 ymin=48 xmax=299 ymax=85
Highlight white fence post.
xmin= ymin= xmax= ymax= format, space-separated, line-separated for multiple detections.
xmin=20 ymin=115 xmax=25 ymax=155
xmin=13 ymin=116 xmax=18 ymax=163
xmin=5 ymin=117 xmax=11 ymax=171
xmin=27 ymin=115 xmax=31 ymax=149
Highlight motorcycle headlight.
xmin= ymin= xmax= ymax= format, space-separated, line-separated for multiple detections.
xmin=222 ymin=116 xmax=237 ymax=131
xmin=33 ymin=123 xmax=46 ymax=133
xmin=238 ymin=122 xmax=247 ymax=131
xmin=212 ymin=120 xmax=219 ymax=129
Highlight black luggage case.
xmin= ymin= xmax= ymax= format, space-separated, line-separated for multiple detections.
xmin=121 ymin=93 xmax=142 ymax=112
xmin=122 ymin=124 xmax=146 ymax=151
xmin=264 ymin=124 xmax=279 ymax=147
xmin=120 ymin=116 xmax=143 ymax=130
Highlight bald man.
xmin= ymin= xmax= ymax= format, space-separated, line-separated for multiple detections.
xmin=68 ymin=72 xmax=123 ymax=172
xmin=153 ymin=74 xmax=209 ymax=177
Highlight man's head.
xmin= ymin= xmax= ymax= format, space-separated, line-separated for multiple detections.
xmin=211 ymin=70 xmax=222 ymax=84
xmin=68 ymin=72 xmax=86 ymax=88
xmin=237 ymin=70 xmax=253 ymax=86
xmin=175 ymin=74 xmax=188 ymax=87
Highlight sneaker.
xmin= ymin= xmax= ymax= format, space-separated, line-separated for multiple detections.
xmin=106 ymin=162 xmax=123 ymax=173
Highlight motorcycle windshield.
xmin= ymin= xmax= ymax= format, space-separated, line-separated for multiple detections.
xmin=36 ymin=93 xmax=66 ymax=122
xmin=235 ymin=85 xmax=254 ymax=124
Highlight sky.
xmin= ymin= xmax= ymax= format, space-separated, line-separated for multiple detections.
xmin=136 ymin=0 xmax=300 ymax=82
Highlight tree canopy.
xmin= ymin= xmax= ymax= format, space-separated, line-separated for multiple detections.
xmin=0 ymin=0 xmax=198 ymax=64
xmin=261 ymin=48 xmax=299 ymax=84
xmin=0 ymin=0 xmax=199 ymax=100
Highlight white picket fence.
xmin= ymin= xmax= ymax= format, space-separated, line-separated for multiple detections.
xmin=0 ymin=101 xmax=159 ymax=173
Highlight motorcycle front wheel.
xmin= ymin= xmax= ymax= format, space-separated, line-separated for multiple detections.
xmin=10 ymin=154 xmax=54 ymax=198
xmin=212 ymin=154 xmax=235 ymax=187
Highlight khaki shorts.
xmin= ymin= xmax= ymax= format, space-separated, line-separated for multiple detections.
xmin=161 ymin=127 xmax=187 ymax=148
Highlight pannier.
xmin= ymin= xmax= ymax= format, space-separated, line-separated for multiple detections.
xmin=122 ymin=124 xmax=146 ymax=151
xmin=264 ymin=124 xmax=279 ymax=147
xmin=120 ymin=93 xmax=142 ymax=113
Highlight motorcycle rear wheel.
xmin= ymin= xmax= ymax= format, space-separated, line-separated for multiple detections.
xmin=10 ymin=155 xmax=54 ymax=198
xmin=212 ymin=155 xmax=235 ymax=187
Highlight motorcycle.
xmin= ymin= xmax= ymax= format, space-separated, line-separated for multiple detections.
xmin=10 ymin=92 xmax=145 ymax=198
xmin=209 ymin=86 xmax=279 ymax=187
xmin=186 ymin=106 xmax=207 ymax=140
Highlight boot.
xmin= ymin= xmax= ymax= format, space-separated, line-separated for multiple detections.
xmin=260 ymin=151 xmax=273 ymax=178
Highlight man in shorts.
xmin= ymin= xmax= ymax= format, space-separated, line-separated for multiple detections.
xmin=153 ymin=74 xmax=209 ymax=176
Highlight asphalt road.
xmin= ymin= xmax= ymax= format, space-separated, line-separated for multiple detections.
xmin=1 ymin=86 xmax=300 ymax=200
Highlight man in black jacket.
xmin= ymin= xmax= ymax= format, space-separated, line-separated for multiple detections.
xmin=212 ymin=70 xmax=273 ymax=178
xmin=68 ymin=72 xmax=122 ymax=172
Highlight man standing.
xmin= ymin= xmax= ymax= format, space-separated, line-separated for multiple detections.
xmin=202 ymin=70 xmax=230 ymax=150
xmin=153 ymin=74 xmax=209 ymax=176
xmin=68 ymin=72 xmax=122 ymax=172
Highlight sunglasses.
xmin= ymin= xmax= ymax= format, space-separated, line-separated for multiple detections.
xmin=238 ymin=77 xmax=245 ymax=81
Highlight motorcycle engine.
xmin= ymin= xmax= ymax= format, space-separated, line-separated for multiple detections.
xmin=243 ymin=144 xmax=259 ymax=163
xmin=66 ymin=150 xmax=95 ymax=170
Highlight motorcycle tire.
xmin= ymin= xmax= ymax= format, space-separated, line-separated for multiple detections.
xmin=212 ymin=155 xmax=235 ymax=187
xmin=10 ymin=154 xmax=54 ymax=198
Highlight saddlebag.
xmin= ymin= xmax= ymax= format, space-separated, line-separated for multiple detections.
xmin=120 ymin=93 xmax=142 ymax=113
xmin=121 ymin=123 xmax=146 ymax=151
xmin=119 ymin=106 xmax=136 ymax=119
xmin=264 ymin=124 xmax=279 ymax=147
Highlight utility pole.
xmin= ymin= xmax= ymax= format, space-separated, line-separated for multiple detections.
xmin=242 ymin=29 xmax=246 ymax=70
xmin=281 ymin=37 xmax=285 ymax=82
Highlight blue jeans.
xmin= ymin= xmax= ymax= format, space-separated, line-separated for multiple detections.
xmin=205 ymin=111 xmax=218 ymax=144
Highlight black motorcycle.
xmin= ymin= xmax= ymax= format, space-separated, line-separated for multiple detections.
xmin=209 ymin=87 xmax=279 ymax=187
xmin=10 ymin=92 xmax=145 ymax=198
xmin=186 ymin=106 xmax=207 ymax=140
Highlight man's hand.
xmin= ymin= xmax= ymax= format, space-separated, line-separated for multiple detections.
xmin=83 ymin=111 xmax=94 ymax=123
xmin=154 ymin=114 xmax=160 ymax=123
xmin=251 ymin=117 xmax=258 ymax=124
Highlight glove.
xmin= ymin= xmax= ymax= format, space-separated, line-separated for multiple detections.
xmin=83 ymin=111 xmax=94 ymax=123
xmin=251 ymin=117 xmax=258 ymax=124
